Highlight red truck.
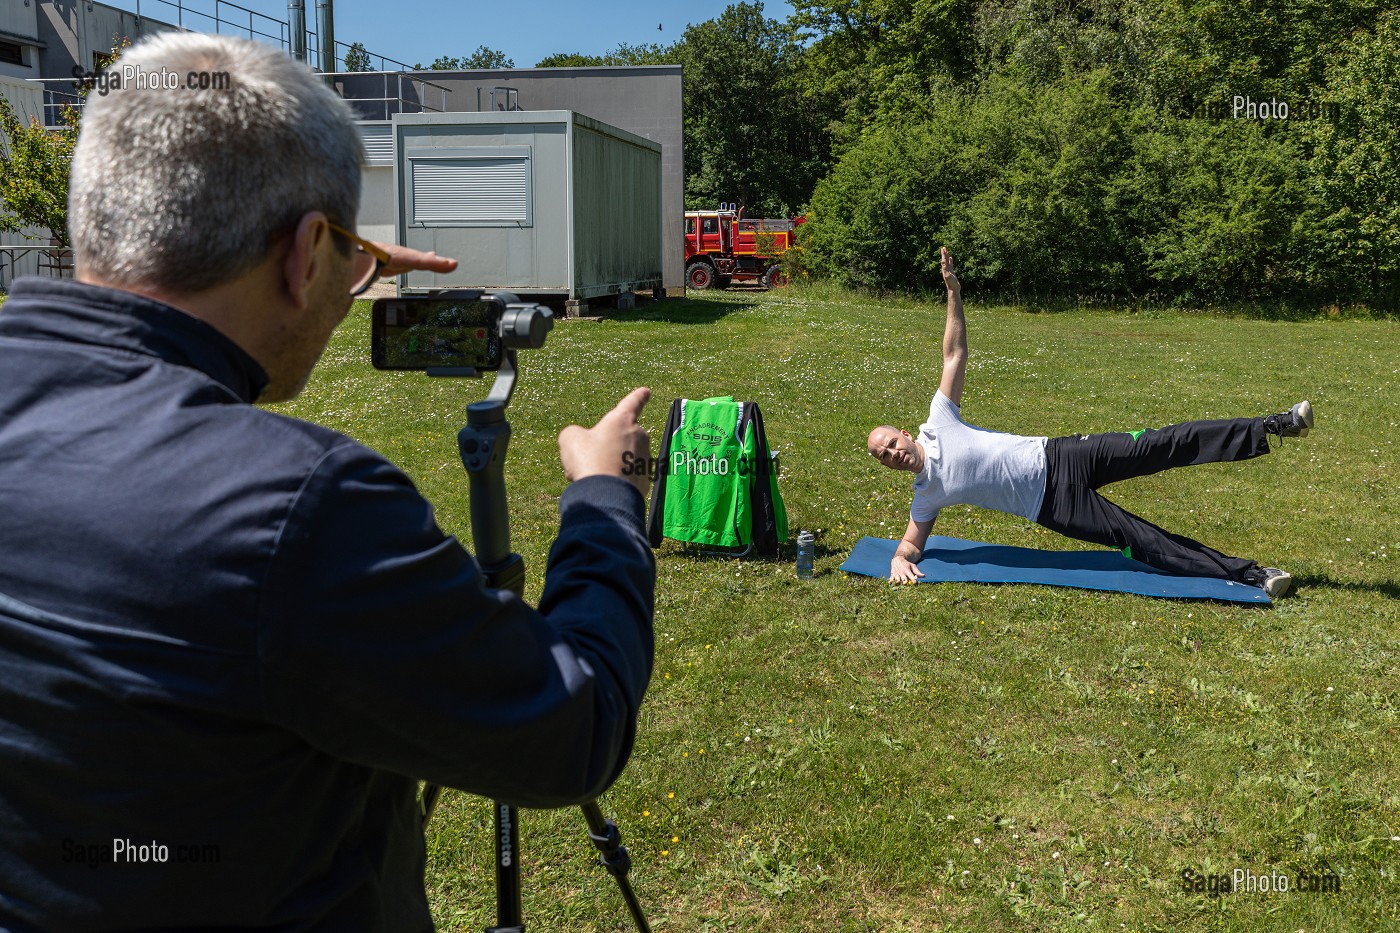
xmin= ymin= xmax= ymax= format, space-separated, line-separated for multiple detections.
xmin=684 ymin=208 xmax=800 ymax=290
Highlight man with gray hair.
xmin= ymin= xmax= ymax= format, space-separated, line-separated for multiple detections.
xmin=0 ymin=33 xmax=655 ymax=930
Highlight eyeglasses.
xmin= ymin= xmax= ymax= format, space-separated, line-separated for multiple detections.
xmin=326 ymin=222 xmax=392 ymax=297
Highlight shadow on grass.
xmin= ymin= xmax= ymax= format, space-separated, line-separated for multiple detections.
xmin=616 ymin=296 xmax=759 ymax=325
xmin=1294 ymin=574 xmax=1400 ymax=600
xmin=657 ymin=543 xmax=789 ymax=563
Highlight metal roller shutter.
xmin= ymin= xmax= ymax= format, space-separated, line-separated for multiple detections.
xmin=409 ymin=147 xmax=532 ymax=226
xmin=358 ymin=125 xmax=393 ymax=167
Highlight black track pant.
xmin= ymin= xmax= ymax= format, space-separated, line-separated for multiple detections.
xmin=1035 ymin=418 xmax=1270 ymax=584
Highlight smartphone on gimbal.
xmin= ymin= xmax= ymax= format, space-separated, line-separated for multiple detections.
xmin=370 ymin=291 xmax=505 ymax=371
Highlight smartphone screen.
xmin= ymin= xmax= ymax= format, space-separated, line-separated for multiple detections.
xmin=372 ymin=295 xmax=504 ymax=371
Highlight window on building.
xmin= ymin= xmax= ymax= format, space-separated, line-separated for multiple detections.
xmin=0 ymin=42 xmax=25 ymax=66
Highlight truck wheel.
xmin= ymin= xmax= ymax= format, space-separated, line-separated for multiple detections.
xmin=761 ymin=266 xmax=788 ymax=290
xmin=687 ymin=262 xmax=716 ymax=290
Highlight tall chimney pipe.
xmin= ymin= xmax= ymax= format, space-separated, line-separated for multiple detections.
xmin=287 ymin=0 xmax=307 ymax=63
xmin=316 ymin=0 xmax=336 ymax=73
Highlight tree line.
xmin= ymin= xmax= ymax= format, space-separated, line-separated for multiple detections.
xmin=485 ymin=1 xmax=1399 ymax=305
xmin=6 ymin=4 xmax=1397 ymax=305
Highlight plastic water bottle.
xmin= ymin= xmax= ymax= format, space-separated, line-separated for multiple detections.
xmin=796 ymin=531 xmax=815 ymax=580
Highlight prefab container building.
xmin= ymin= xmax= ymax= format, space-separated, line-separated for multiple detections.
xmin=391 ymin=110 xmax=663 ymax=313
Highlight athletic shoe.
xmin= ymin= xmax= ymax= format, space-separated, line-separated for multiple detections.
xmin=1259 ymin=567 xmax=1293 ymax=598
xmin=1264 ymin=400 xmax=1313 ymax=438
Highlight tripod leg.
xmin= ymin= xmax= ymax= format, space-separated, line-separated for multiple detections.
xmin=422 ymin=789 xmax=525 ymax=931
xmin=486 ymin=801 xmax=524 ymax=933
xmin=582 ymin=802 xmax=651 ymax=933
xmin=420 ymin=783 xmax=443 ymax=829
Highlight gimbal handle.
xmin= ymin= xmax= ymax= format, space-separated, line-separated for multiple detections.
xmin=417 ymin=298 xmax=646 ymax=931
xmin=424 ymin=394 xmax=527 ymax=930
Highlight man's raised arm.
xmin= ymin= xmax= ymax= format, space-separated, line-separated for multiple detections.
xmin=937 ymin=247 xmax=966 ymax=407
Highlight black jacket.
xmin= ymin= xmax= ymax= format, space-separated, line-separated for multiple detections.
xmin=0 ymin=278 xmax=654 ymax=931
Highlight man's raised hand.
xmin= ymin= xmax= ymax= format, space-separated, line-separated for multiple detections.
xmin=941 ymin=246 xmax=960 ymax=293
xmin=372 ymin=241 xmax=459 ymax=278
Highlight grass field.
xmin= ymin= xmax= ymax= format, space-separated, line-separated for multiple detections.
xmin=272 ymin=285 xmax=1399 ymax=932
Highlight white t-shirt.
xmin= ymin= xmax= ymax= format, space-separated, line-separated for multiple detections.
xmin=910 ymin=392 xmax=1048 ymax=523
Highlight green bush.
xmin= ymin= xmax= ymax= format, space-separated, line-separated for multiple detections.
xmin=802 ymin=71 xmax=1343 ymax=303
xmin=951 ymin=73 xmax=1134 ymax=296
xmin=1294 ymin=9 xmax=1400 ymax=303
xmin=1122 ymin=116 xmax=1311 ymax=301
xmin=804 ymin=74 xmax=1136 ymax=296
xmin=801 ymin=105 xmax=981 ymax=293
xmin=0 ymin=98 xmax=78 ymax=246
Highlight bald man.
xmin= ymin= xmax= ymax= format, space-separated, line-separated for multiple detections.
xmin=868 ymin=248 xmax=1311 ymax=598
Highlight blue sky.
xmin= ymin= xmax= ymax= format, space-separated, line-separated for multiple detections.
xmin=108 ymin=0 xmax=798 ymax=69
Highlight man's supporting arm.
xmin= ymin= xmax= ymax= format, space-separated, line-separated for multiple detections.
xmin=890 ymin=516 xmax=935 ymax=583
xmin=936 ymin=247 xmax=966 ymax=407
xmin=261 ymin=392 xmax=656 ymax=809
xmin=262 ymin=455 xmax=654 ymax=808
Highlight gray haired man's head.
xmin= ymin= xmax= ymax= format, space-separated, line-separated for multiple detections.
xmin=70 ymin=32 xmax=362 ymax=293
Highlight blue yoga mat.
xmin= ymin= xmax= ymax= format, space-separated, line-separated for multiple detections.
xmin=840 ymin=536 xmax=1271 ymax=603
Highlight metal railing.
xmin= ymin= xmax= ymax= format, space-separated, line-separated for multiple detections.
xmin=33 ymin=69 xmax=450 ymax=129
xmin=334 ymin=41 xmax=417 ymax=74
xmin=319 ymin=71 xmax=452 ymax=120
xmin=129 ymin=0 xmax=290 ymax=47
xmin=27 ymin=0 xmax=448 ymax=128
xmin=94 ymin=0 xmax=412 ymax=75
